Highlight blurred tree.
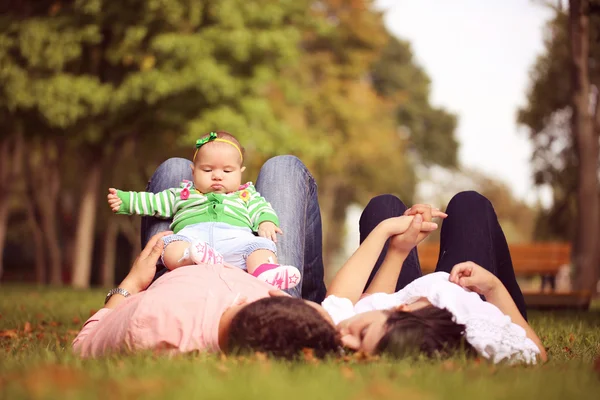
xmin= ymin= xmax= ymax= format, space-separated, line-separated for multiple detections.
xmin=416 ymin=167 xmax=537 ymax=244
xmin=0 ymin=127 xmax=23 ymax=280
xmin=0 ymin=0 xmax=312 ymax=287
xmin=518 ymin=1 xmax=599 ymax=291
xmin=371 ymin=35 xmax=459 ymax=168
xmin=568 ymin=0 xmax=599 ymax=292
xmin=268 ymin=0 xmax=416 ymax=266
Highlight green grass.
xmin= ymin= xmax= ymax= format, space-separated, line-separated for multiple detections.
xmin=1 ymin=286 xmax=599 ymax=400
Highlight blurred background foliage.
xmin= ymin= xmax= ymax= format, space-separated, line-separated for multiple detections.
xmin=0 ymin=0 xmax=583 ymax=288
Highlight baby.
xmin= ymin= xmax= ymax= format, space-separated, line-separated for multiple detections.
xmin=107 ymin=131 xmax=301 ymax=290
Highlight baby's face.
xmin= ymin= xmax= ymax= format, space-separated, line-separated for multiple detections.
xmin=192 ymin=142 xmax=245 ymax=194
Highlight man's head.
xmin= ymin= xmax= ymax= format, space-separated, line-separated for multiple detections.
xmin=227 ymin=296 xmax=342 ymax=360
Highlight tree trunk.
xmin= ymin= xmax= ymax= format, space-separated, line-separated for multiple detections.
xmin=42 ymin=204 xmax=62 ymax=285
xmin=25 ymin=195 xmax=47 ymax=284
xmin=319 ymin=179 xmax=352 ymax=270
xmin=26 ymin=141 xmax=63 ymax=286
xmin=119 ymin=217 xmax=141 ymax=267
xmin=71 ymin=162 xmax=102 ymax=288
xmin=100 ymin=218 xmax=118 ymax=287
xmin=0 ymin=131 xmax=24 ymax=280
xmin=569 ymin=0 xmax=600 ymax=292
xmin=0 ymin=198 xmax=8 ymax=280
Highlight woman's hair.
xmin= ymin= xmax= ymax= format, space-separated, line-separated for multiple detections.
xmin=375 ymin=306 xmax=475 ymax=359
xmin=195 ymin=130 xmax=245 ymax=163
xmin=227 ymin=297 xmax=342 ymax=360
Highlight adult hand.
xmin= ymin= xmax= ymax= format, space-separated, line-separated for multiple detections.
xmin=107 ymin=188 xmax=122 ymax=213
xmin=121 ymin=231 xmax=172 ymax=295
xmin=449 ymin=261 xmax=500 ymax=296
xmin=388 ymin=214 xmax=426 ymax=254
xmin=382 ymin=215 xmax=438 ymax=237
xmin=404 ymin=204 xmax=448 ymax=221
xmin=257 ymin=221 xmax=283 ymax=243
xmin=403 ymin=204 xmax=447 ymax=243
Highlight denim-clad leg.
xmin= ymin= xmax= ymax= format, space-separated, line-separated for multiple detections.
xmin=434 ymin=191 xmax=527 ymax=320
xmin=255 ymin=156 xmax=326 ymax=302
xmin=359 ymin=195 xmax=422 ymax=292
xmin=141 ymin=158 xmax=193 ymax=283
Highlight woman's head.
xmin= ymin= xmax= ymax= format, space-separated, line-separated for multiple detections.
xmin=192 ymin=131 xmax=246 ymax=194
xmin=337 ymin=301 xmax=473 ymax=359
xmin=375 ymin=306 xmax=474 ymax=359
xmin=227 ymin=296 xmax=342 ymax=360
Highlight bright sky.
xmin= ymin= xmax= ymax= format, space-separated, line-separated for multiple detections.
xmin=377 ymin=0 xmax=556 ymax=205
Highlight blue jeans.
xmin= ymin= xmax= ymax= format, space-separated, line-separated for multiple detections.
xmin=141 ymin=156 xmax=327 ymax=302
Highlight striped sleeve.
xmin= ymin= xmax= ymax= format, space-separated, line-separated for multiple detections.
xmin=246 ymin=184 xmax=279 ymax=230
xmin=115 ymin=188 xmax=177 ymax=218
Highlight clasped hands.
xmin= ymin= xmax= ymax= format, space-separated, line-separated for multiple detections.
xmin=383 ymin=205 xmax=501 ymax=295
xmin=379 ymin=204 xmax=447 ymax=254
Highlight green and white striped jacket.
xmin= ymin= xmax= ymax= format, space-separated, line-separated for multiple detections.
xmin=115 ymin=181 xmax=279 ymax=234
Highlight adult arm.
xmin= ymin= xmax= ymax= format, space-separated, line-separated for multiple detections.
xmin=362 ymin=215 xmax=423 ymax=296
xmin=449 ymin=262 xmax=547 ymax=362
xmin=72 ymin=232 xmax=171 ymax=355
xmin=364 ymin=205 xmax=446 ymax=296
xmin=327 ymin=215 xmax=437 ymax=303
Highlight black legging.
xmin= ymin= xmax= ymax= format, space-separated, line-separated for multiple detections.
xmin=359 ymin=191 xmax=528 ymax=320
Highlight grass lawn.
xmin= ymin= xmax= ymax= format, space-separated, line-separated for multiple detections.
xmin=1 ymin=285 xmax=599 ymax=400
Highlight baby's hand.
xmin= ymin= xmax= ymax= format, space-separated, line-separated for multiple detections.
xmin=257 ymin=221 xmax=283 ymax=243
xmin=107 ymin=188 xmax=122 ymax=213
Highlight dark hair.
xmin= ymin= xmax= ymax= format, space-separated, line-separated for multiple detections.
xmin=195 ymin=130 xmax=245 ymax=163
xmin=375 ymin=306 xmax=475 ymax=359
xmin=227 ymin=297 xmax=342 ymax=360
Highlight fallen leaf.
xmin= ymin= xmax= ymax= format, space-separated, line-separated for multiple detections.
xmin=442 ymin=360 xmax=457 ymax=371
xmin=36 ymin=333 xmax=45 ymax=340
xmin=49 ymin=2 xmax=61 ymax=17
xmin=89 ymin=309 xmax=98 ymax=317
xmin=568 ymin=333 xmax=575 ymax=343
xmin=216 ymin=363 xmax=229 ymax=374
xmin=22 ymin=365 xmax=90 ymax=398
xmin=340 ymin=365 xmax=355 ymax=381
xmin=72 ymin=317 xmax=81 ymax=325
xmin=49 ymin=321 xmax=61 ymax=327
xmin=254 ymin=352 xmax=268 ymax=362
xmin=302 ymin=348 xmax=317 ymax=363
xmin=0 ymin=330 xmax=18 ymax=339
xmin=23 ymin=322 xmax=32 ymax=334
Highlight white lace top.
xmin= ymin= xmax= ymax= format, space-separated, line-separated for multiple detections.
xmin=322 ymin=272 xmax=540 ymax=364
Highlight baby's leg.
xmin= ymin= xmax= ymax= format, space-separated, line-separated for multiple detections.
xmin=162 ymin=241 xmax=193 ymax=270
xmin=246 ymin=249 xmax=278 ymax=273
xmin=246 ymin=248 xmax=301 ymax=290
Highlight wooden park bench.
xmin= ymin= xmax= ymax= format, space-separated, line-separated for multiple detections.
xmin=417 ymin=242 xmax=592 ymax=310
